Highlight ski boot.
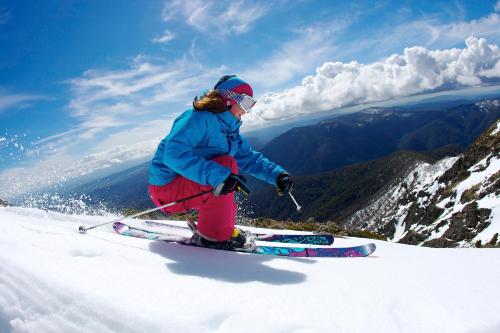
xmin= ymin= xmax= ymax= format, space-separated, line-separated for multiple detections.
xmin=227 ymin=227 xmax=256 ymax=250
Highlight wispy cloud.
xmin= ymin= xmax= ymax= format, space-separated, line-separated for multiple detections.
xmin=33 ymin=128 xmax=84 ymax=146
xmin=240 ymin=3 xmax=384 ymax=90
xmin=162 ymin=0 xmax=268 ymax=38
xmin=382 ymin=11 xmax=500 ymax=51
xmin=244 ymin=37 xmax=500 ymax=128
xmin=66 ymin=55 xmax=222 ymax=140
xmin=432 ymin=13 xmax=500 ymax=46
xmin=152 ymin=29 xmax=175 ymax=44
xmin=0 ymin=91 xmax=45 ymax=113
xmin=327 ymin=5 xmax=500 ymax=65
xmin=495 ymin=1 xmax=500 ymax=12
xmin=241 ymin=22 xmax=348 ymax=89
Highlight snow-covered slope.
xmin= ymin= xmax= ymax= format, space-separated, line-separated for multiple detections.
xmin=1 ymin=207 xmax=500 ymax=333
xmin=346 ymin=157 xmax=459 ymax=238
xmin=346 ymin=118 xmax=500 ymax=247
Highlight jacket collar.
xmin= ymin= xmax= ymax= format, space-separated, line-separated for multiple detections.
xmin=217 ymin=110 xmax=242 ymax=133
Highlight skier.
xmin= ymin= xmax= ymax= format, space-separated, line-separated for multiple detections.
xmin=148 ymin=75 xmax=294 ymax=249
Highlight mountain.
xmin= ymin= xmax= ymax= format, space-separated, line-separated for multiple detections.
xmin=0 ymin=198 xmax=8 ymax=207
xmin=1 ymin=206 xmax=500 ymax=332
xmin=261 ymin=100 xmax=500 ymax=174
xmin=345 ymin=118 xmax=500 ymax=247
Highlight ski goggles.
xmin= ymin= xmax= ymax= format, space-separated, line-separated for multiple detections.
xmin=216 ymin=89 xmax=256 ymax=113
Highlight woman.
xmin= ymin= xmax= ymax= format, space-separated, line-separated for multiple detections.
xmin=148 ymin=75 xmax=294 ymax=249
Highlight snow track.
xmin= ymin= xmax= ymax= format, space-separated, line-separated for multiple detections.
xmin=1 ymin=207 xmax=500 ymax=332
xmin=0 ymin=255 xmax=131 ymax=333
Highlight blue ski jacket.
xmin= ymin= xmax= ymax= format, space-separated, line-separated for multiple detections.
xmin=149 ymin=109 xmax=286 ymax=188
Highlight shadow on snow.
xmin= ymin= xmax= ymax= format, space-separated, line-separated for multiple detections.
xmin=149 ymin=241 xmax=315 ymax=285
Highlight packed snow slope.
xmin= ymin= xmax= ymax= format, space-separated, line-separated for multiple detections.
xmin=1 ymin=207 xmax=500 ymax=333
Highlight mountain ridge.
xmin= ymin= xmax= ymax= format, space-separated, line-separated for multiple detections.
xmin=345 ymin=119 xmax=500 ymax=247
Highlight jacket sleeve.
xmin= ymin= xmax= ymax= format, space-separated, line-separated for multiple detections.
xmin=234 ymin=135 xmax=286 ymax=185
xmin=163 ymin=112 xmax=231 ymax=187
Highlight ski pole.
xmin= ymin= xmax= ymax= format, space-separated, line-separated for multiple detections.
xmin=78 ymin=189 xmax=213 ymax=234
xmin=288 ymin=192 xmax=302 ymax=213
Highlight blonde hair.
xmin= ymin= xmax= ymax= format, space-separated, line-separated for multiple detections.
xmin=192 ymin=90 xmax=226 ymax=113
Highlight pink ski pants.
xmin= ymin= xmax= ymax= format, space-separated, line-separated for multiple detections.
xmin=148 ymin=155 xmax=238 ymax=241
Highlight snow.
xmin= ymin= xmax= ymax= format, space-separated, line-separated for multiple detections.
xmin=492 ymin=121 xmax=500 ymax=136
xmin=413 ymin=157 xmax=460 ymax=198
xmin=453 ymin=153 xmax=499 ymax=210
xmin=474 ymin=195 xmax=500 ymax=243
xmin=1 ymin=207 xmax=500 ymax=332
xmin=425 ymin=153 xmax=500 ymax=245
xmin=390 ymin=202 xmax=412 ymax=242
xmin=348 ymin=157 xmax=459 ymax=241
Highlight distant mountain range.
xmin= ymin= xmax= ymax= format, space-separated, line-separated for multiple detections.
xmin=260 ymin=100 xmax=500 ymax=174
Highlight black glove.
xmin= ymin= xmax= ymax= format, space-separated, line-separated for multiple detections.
xmin=276 ymin=172 xmax=294 ymax=195
xmin=214 ymin=173 xmax=250 ymax=196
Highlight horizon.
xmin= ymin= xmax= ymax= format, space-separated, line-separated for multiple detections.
xmin=1 ymin=0 xmax=500 ymax=199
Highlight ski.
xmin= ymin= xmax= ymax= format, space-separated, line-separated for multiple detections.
xmin=113 ymin=222 xmax=375 ymax=258
xmin=136 ymin=220 xmax=334 ymax=245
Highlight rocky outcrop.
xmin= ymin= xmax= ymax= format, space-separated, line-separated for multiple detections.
xmin=441 ymin=203 xmax=491 ymax=241
xmin=0 ymin=199 xmax=8 ymax=207
xmin=344 ymin=106 xmax=500 ymax=248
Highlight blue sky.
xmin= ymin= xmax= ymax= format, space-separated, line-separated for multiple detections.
xmin=1 ymin=0 xmax=500 ymax=198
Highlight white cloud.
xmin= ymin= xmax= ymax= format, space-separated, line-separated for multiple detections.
xmin=33 ymin=128 xmax=84 ymax=146
xmin=244 ymin=37 xmax=500 ymax=128
xmin=480 ymin=59 xmax=500 ymax=77
xmin=495 ymin=1 xmax=500 ymax=12
xmin=434 ymin=13 xmax=500 ymax=45
xmin=162 ymin=0 xmax=268 ymax=37
xmin=89 ymin=117 xmax=175 ymax=154
xmin=0 ymin=92 xmax=45 ymax=113
xmin=152 ymin=29 xmax=175 ymax=44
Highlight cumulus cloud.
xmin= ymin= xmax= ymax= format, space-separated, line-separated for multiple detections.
xmin=161 ymin=0 xmax=268 ymax=37
xmin=244 ymin=37 xmax=500 ymax=128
